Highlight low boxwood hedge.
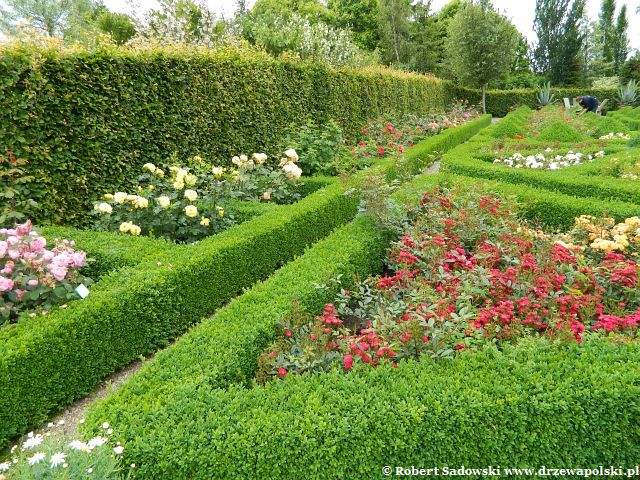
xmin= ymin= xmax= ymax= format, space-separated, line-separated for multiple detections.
xmin=0 ymin=119 xmax=490 ymax=448
xmin=0 ymin=182 xmax=357 ymax=447
xmin=438 ymin=173 xmax=640 ymax=227
xmin=84 ymin=338 xmax=640 ymax=479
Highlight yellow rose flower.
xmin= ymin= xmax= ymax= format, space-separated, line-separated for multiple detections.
xmin=216 ymin=206 xmax=224 ymax=218
xmin=184 ymin=189 xmax=198 ymax=202
xmin=143 ymin=163 xmax=156 ymax=173
xmin=184 ymin=173 xmax=197 ymax=186
xmin=156 ymin=169 xmax=165 ymax=177
xmin=119 ymin=222 xmax=131 ymax=233
xmin=156 ymin=196 xmax=171 ymax=208
xmin=262 ymin=191 xmax=271 ymax=201
xmin=114 ymin=192 xmax=127 ymax=204
xmin=129 ymin=224 xmax=142 ymax=236
xmin=185 ymin=205 xmax=198 ymax=218
xmin=200 ymin=216 xmax=210 ymax=226
xmin=173 ymin=181 xmax=185 ymax=190
xmin=104 ymin=193 xmax=114 ymax=200
xmin=94 ymin=202 xmax=113 ymax=214
xmin=212 ymin=166 xmax=225 ymax=177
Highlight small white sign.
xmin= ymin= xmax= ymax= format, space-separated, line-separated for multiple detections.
xmin=76 ymin=284 xmax=90 ymax=299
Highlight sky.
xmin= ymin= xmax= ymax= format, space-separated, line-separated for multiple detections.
xmin=103 ymin=0 xmax=640 ymax=52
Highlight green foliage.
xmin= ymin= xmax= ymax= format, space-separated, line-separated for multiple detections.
xmin=377 ymin=0 xmax=412 ymax=66
xmin=284 ymin=120 xmax=346 ymax=176
xmin=0 ymin=43 xmax=448 ymax=225
xmin=95 ymin=11 xmax=136 ymax=45
xmin=484 ymin=106 xmax=532 ymax=138
xmin=537 ymin=121 xmax=586 ymax=142
xmin=86 ymin=334 xmax=640 ymax=478
xmin=0 ymin=151 xmax=38 ymax=225
xmin=326 ymin=0 xmax=380 ymax=50
xmin=620 ymin=52 xmax=640 ymax=84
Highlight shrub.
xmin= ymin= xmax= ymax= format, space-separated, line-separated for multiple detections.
xmin=537 ymin=121 xmax=586 ymax=143
xmin=0 ymin=220 xmax=92 ymax=324
xmin=283 ymin=120 xmax=346 ymax=176
xmin=0 ymin=43 xmax=449 ymax=225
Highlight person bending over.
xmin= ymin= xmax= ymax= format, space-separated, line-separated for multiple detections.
xmin=575 ymin=95 xmax=599 ymax=115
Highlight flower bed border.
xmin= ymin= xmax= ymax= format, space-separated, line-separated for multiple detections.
xmin=0 ymin=117 xmax=491 ymax=448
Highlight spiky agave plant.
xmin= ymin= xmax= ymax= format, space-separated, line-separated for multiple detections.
xmin=618 ymin=80 xmax=638 ymax=106
xmin=536 ymin=82 xmax=556 ymax=107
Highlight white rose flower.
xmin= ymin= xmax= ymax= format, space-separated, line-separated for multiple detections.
xmin=142 ymin=163 xmax=156 ymax=173
xmin=282 ymin=163 xmax=302 ymax=179
xmin=252 ymin=153 xmax=268 ymax=164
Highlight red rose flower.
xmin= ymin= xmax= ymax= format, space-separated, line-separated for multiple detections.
xmin=278 ymin=367 xmax=287 ymax=377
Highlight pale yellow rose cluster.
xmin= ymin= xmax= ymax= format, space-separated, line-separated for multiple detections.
xmin=279 ymin=148 xmax=302 ymax=179
xmin=94 ymin=202 xmax=113 ymax=214
xmin=156 ymin=196 xmax=171 ymax=208
xmin=119 ymin=222 xmax=142 ymax=236
xmin=572 ymin=215 xmax=640 ymax=252
xmin=110 ymin=192 xmax=148 ymax=209
xmin=184 ymin=205 xmax=198 ymax=218
xmin=170 ymin=166 xmax=197 ymax=190
xmin=142 ymin=163 xmax=165 ymax=177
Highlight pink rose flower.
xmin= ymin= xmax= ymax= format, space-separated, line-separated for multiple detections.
xmin=0 ymin=275 xmax=15 ymax=292
xmin=30 ymin=237 xmax=46 ymax=252
xmin=48 ymin=265 xmax=68 ymax=282
xmin=27 ymin=279 xmax=39 ymax=287
xmin=0 ymin=240 xmax=7 ymax=258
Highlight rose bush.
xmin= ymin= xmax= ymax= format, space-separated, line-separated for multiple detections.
xmin=259 ymin=187 xmax=640 ymax=379
xmin=0 ymin=220 xmax=91 ymax=325
xmin=93 ymin=160 xmax=233 ymax=244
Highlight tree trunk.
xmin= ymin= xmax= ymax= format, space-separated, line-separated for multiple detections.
xmin=482 ymin=83 xmax=487 ymax=114
xmin=392 ymin=22 xmax=400 ymax=64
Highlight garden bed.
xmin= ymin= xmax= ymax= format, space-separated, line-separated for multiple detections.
xmin=0 ymin=117 xmax=491 ymax=448
xmin=84 ymin=172 xmax=640 ymax=478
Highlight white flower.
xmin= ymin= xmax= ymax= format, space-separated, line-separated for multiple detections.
xmin=0 ymin=462 xmax=10 ymax=472
xmin=143 ymin=163 xmax=156 ymax=173
xmin=114 ymin=446 xmax=124 ymax=455
xmin=50 ymin=452 xmax=66 ymax=468
xmin=102 ymin=422 xmax=110 ymax=429
xmin=231 ymin=156 xmax=241 ymax=166
xmin=69 ymin=440 xmax=89 ymax=451
xmin=545 ymin=147 xmax=553 ymax=153
xmin=239 ymin=154 xmax=248 ymax=163
xmin=184 ymin=189 xmax=198 ymax=202
xmin=94 ymin=202 xmax=113 ymax=214
xmin=47 ymin=422 xmax=54 ymax=428
xmin=87 ymin=436 xmax=108 ymax=449
xmin=88 ymin=467 xmax=93 ymax=474
xmin=156 ymin=196 xmax=171 ymax=208
xmin=107 ymin=429 xmax=113 ymax=435
xmin=27 ymin=452 xmax=45 ymax=465
xmin=212 ymin=166 xmax=225 ymax=176
xmin=22 ymin=435 xmax=43 ymax=449
xmin=284 ymin=148 xmax=299 ymax=162
xmin=114 ymin=192 xmax=127 ymax=204
xmin=282 ymin=163 xmax=302 ymax=179
xmin=184 ymin=173 xmax=197 ymax=186
xmin=262 ymin=191 xmax=271 ymax=201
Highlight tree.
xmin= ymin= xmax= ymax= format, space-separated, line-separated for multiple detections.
xmin=598 ymin=0 xmax=615 ymax=73
xmin=378 ymin=0 xmax=412 ymax=65
xmin=444 ymin=1 xmax=518 ymax=113
xmin=95 ymin=10 xmax=136 ymax=44
xmin=613 ymin=4 xmax=628 ymax=73
xmin=327 ymin=0 xmax=380 ymax=51
xmin=1 ymin=0 xmax=74 ymax=36
xmin=620 ymin=52 xmax=640 ymax=83
xmin=533 ymin=0 xmax=586 ymax=85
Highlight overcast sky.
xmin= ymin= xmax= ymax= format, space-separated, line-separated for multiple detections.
xmin=105 ymin=0 xmax=640 ymax=52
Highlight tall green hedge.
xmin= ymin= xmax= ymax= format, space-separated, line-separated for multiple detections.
xmin=449 ymin=85 xmax=619 ymax=117
xmin=0 ymin=43 xmax=449 ymax=225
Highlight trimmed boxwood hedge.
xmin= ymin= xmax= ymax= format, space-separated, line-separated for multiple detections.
xmin=0 ymin=119 xmax=490 ymax=448
xmin=1 ymin=43 xmax=450 ymax=225
xmin=0 ymin=181 xmax=357 ymax=448
xmin=86 ymin=339 xmax=640 ymax=479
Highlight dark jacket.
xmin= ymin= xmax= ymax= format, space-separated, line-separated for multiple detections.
xmin=579 ymin=96 xmax=599 ymax=113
